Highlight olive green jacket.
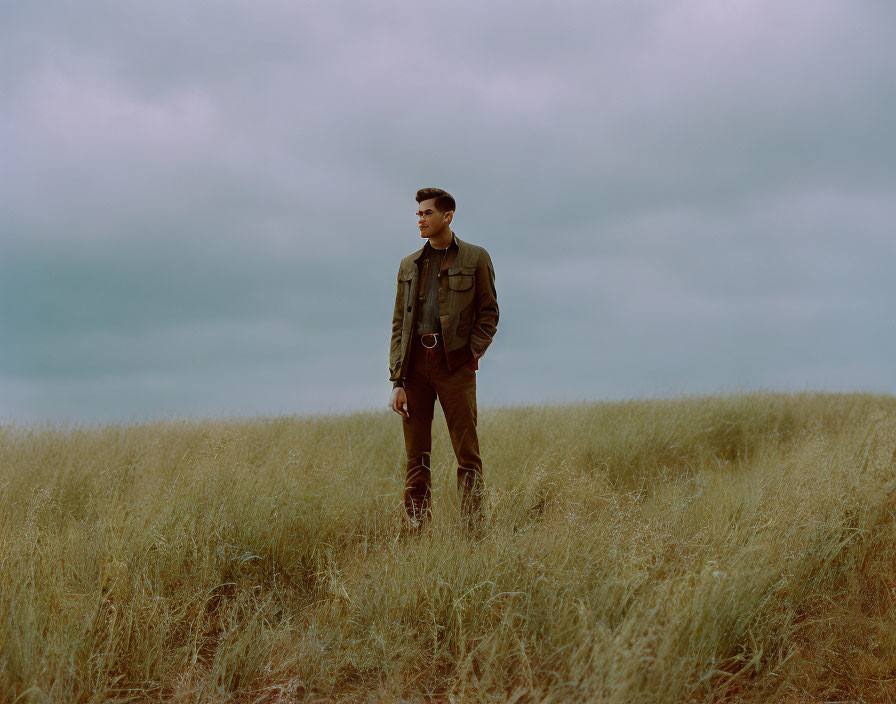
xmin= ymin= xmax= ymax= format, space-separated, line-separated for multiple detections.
xmin=390 ymin=234 xmax=498 ymax=385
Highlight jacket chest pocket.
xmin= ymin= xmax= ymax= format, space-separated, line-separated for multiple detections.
xmin=398 ymin=272 xmax=415 ymax=311
xmin=447 ymin=266 xmax=476 ymax=292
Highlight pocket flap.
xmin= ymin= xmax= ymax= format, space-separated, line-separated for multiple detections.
xmin=447 ymin=264 xmax=477 ymax=275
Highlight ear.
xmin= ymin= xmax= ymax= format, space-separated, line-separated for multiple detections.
xmin=445 ymin=210 xmax=454 ymax=224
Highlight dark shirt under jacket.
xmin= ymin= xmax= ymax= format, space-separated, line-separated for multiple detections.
xmin=415 ymin=241 xmax=452 ymax=335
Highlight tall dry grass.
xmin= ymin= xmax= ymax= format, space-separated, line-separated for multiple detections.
xmin=1 ymin=392 xmax=895 ymax=703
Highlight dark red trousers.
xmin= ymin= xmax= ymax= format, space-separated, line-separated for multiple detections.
xmin=402 ymin=336 xmax=483 ymax=524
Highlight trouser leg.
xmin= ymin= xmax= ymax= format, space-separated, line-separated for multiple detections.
xmin=433 ymin=362 xmax=483 ymax=520
xmin=401 ymin=347 xmax=436 ymax=523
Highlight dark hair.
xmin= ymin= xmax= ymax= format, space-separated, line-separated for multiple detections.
xmin=416 ymin=187 xmax=456 ymax=213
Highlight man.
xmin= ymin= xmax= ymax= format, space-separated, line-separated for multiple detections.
xmin=388 ymin=187 xmax=499 ymax=531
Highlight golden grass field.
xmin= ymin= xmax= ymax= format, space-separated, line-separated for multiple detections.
xmin=2 ymin=392 xmax=896 ymax=703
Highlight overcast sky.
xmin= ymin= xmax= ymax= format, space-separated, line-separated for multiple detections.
xmin=2 ymin=1 xmax=894 ymax=424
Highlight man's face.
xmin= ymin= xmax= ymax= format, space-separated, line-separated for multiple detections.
xmin=416 ymin=198 xmax=453 ymax=239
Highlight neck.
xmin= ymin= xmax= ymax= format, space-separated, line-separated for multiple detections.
xmin=427 ymin=229 xmax=453 ymax=250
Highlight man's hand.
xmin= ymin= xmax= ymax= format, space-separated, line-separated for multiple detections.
xmin=389 ymin=386 xmax=409 ymax=418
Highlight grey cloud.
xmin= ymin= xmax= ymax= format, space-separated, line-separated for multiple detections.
xmin=2 ymin=0 xmax=894 ymax=422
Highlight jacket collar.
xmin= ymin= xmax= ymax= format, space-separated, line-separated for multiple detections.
xmin=412 ymin=231 xmax=465 ymax=266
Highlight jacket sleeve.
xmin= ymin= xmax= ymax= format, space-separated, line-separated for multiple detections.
xmin=389 ymin=267 xmax=405 ymax=384
xmin=469 ymin=248 xmax=498 ymax=357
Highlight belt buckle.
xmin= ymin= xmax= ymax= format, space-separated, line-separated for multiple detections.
xmin=421 ymin=333 xmax=439 ymax=349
